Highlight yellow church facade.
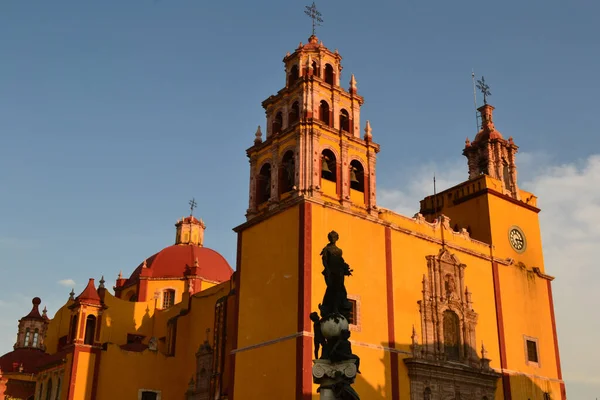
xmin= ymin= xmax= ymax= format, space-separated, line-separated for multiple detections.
xmin=0 ymin=34 xmax=565 ymax=400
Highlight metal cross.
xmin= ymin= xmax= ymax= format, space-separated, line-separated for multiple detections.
xmin=189 ymin=198 xmax=197 ymax=216
xmin=205 ymin=328 xmax=211 ymax=342
xmin=304 ymin=2 xmax=323 ymax=36
xmin=476 ymin=76 xmax=491 ymax=105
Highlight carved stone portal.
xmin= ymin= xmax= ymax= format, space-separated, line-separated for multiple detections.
xmin=404 ymin=248 xmax=500 ymax=399
xmin=185 ymin=341 xmax=213 ymax=400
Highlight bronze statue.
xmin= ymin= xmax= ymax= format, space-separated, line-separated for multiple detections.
xmin=319 ymin=231 xmax=353 ymax=319
xmin=329 ymin=329 xmax=360 ymax=374
xmin=310 ymin=312 xmax=325 ymax=359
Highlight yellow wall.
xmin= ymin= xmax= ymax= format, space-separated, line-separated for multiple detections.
xmin=234 ymin=206 xmax=301 ymax=398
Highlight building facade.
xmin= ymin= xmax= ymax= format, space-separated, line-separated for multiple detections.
xmin=0 ymin=34 xmax=565 ymax=400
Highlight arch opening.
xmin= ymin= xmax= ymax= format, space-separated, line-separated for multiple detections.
xmin=288 ymin=102 xmax=300 ymax=125
xmin=349 ymin=160 xmax=365 ymax=193
xmin=24 ymin=328 xmax=30 ymax=347
xmin=256 ymin=163 xmax=272 ymax=204
xmin=319 ymin=100 xmax=330 ymax=126
xmin=339 ymin=109 xmax=350 ymax=132
xmin=324 ymin=64 xmax=334 ymax=85
xmin=84 ymin=315 xmax=96 ymax=345
xmin=321 ymin=150 xmax=337 ymax=183
xmin=279 ymin=151 xmax=295 ymax=195
xmin=288 ymin=65 xmax=299 ymax=86
xmin=69 ymin=315 xmax=78 ymax=343
xmin=272 ymin=112 xmax=283 ymax=135
xmin=312 ymin=61 xmax=319 ymax=77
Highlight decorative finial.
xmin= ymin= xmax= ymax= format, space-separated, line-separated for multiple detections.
xmin=69 ymin=288 xmax=75 ymax=300
xmin=465 ymin=137 xmax=471 ymax=147
xmin=189 ymin=198 xmax=197 ymax=217
xmin=304 ymin=2 xmax=323 ymax=36
xmin=350 ymin=74 xmax=357 ymax=90
xmin=118 ymin=270 xmax=122 ymax=280
xmin=194 ymin=257 xmax=199 ymax=267
xmin=42 ymin=306 xmax=48 ymax=318
xmin=18 ymin=363 xmax=23 ymax=373
xmin=99 ymin=276 xmax=105 ymax=289
xmin=205 ymin=328 xmax=211 ymax=343
xmin=142 ymin=259 xmax=148 ymax=268
xmin=481 ymin=341 xmax=488 ymax=359
xmin=476 ymin=76 xmax=491 ymax=105
xmin=254 ymin=125 xmax=263 ymax=145
xmin=364 ymin=120 xmax=372 ymax=140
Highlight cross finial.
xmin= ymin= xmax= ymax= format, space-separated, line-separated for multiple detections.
xmin=205 ymin=328 xmax=211 ymax=342
xmin=304 ymin=2 xmax=323 ymax=36
xmin=476 ymin=76 xmax=491 ymax=105
xmin=189 ymin=198 xmax=197 ymax=216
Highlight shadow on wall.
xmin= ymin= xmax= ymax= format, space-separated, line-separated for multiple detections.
xmin=345 ymin=341 xmax=555 ymax=400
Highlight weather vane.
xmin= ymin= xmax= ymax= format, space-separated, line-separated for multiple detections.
xmin=304 ymin=2 xmax=323 ymax=36
xmin=189 ymin=198 xmax=197 ymax=216
xmin=476 ymin=76 xmax=491 ymax=105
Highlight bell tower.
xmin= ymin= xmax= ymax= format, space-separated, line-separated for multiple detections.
xmin=463 ymin=104 xmax=520 ymax=199
xmin=245 ymin=35 xmax=380 ymax=219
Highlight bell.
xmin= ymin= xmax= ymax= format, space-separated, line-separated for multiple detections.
xmin=322 ymin=157 xmax=332 ymax=174
xmin=350 ymin=167 xmax=359 ymax=184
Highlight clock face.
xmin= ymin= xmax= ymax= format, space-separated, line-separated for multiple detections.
xmin=508 ymin=227 xmax=526 ymax=252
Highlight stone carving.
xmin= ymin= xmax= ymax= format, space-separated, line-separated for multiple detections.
xmin=404 ymin=248 xmax=500 ymax=399
xmin=185 ymin=340 xmax=213 ymax=400
xmin=312 ymin=231 xmax=360 ymax=400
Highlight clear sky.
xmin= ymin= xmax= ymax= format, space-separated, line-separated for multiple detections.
xmin=1 ymin=0 xmax=598 ymax=397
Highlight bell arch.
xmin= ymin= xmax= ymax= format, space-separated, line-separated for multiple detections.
xmin=279 ymin=150 xmax=296 ymax=195
xmin=256 ymin=163 xmax=272 ymax=205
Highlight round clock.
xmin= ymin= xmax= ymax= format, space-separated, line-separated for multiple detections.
xmin=508 ymin=226 xmax=526 ymax=253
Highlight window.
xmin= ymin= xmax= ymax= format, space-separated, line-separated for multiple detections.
xmin=84 ymin=315 xmax=96 ymax=345
xmin=256 ymin=163 xmax=272 ymax=204
xmin=32 ymin=329 xmax=39 ymax=348
xmin=162 ymin=289 xmax=175 ymax=309
xmin=24 ymin=329 xmax=30 ymax=347
xmin=166 ymin=320 xmax=177 ymax=356
xmin=526 ymin=338 xmax=539 ymax=364
xmin=348 ymin=299 xmax=357 ymax=325
xmin=139 ymin=390 xmax=160 ymax=400
xmin=45 ymin=378 xmax=53 ymax=400
xmin=288 ymin=65 xmax=299 ymax=86
xmin=279 ymin=151 xmax=295 ymax=195
xmin=272 ymin=111 xmax=283 ymax=135
xmin=55 ymin=378 xmax=61 ymax=400
xmin=70 ymin=315 xmax=78 ymax=343
xmin=288 ymin=101 xmax=299 ymax=125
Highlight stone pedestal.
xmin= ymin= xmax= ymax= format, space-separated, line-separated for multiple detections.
xmin=312 ymin=359 xmax=358 ymax=400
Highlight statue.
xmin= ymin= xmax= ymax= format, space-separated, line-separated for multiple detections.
xmin=319 ymin=231 xmax=353 ymax=319
xmin=311 ymin=231 xmax=361 ymax=400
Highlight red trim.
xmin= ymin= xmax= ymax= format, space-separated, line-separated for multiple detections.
xmin=229 ymin=232 xmax=243 ymax=400
xmin=67 ymin=347 xmax=79 ymax=400
xmin=547 ymin=280 xmax=566 ymax=399
xmin=138 ymin=279 xmax=148 ymax=301
xmin=492 ymin=262 xmax=511 ymax=400
xmin=296 ymin=202 xmax=312 ymax=400
xmin=384 ymin=227 xmax=399 ymax=399
xmin=90 ymin=348 xmax=101 ymax=400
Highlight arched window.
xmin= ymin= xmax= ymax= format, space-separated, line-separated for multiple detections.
xmin=319 ymin=100 xmax=330 ymax=126
xmin=272 ymin=112 xmax=283 ymax=135
xmin=279 ymin=151 xmax=295 ymax=195
xmin=312 ymin=61 xmax=319 ymax=77
xmin=256 ymin=163 xmax=272 ymax=204
xmin=288 ymin=102 xmax=300 ymax=125
xmin=349 ymin=160 xmax=365 ymax=192
xmin=70 ymin=315 xmax=78 ymax=343
xmin=162 ymin=289 xmax=175 ymax=309
xmin=32 ymin=329 xmax=39 ymax=348
xmin=84 ymin=315 xmax=96 ymax=345
xmin=321 ymin=150 xmax=337 ymax=183
xmin=24 ymin=328 xmax=31 ymax=347
xmin=288 ymin=65 xmax=299 ymax=86
xmin=324 ymin=63 xmax=334 ymax=85
xmin=45 ymin=378 xmax=53 ymax=400
xmin=339 ymin=109 xmax=350 ymax=132
xmin=443 ymin=310 xmax=460 ymax=360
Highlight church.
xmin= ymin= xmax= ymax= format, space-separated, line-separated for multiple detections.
xmin=0 ymin=32 xmax=565 ymax=400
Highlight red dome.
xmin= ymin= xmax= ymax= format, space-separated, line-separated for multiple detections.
xmin=127 ymin=244 xmax=233 ymax=284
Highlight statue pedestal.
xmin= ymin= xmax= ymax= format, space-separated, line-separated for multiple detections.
xmin=312 ymin=359 xmax=358 ymax=400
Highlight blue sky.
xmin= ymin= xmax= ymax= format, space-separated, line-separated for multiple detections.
xmin=1 ymin=0 xmax=598 ymax=397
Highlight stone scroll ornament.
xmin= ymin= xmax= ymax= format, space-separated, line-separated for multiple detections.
xmin=311 ymin=231 xmax=361 ymax=400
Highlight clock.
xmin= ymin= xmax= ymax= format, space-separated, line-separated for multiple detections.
xmin=508 ymin=226 xmax=526 ymax=252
